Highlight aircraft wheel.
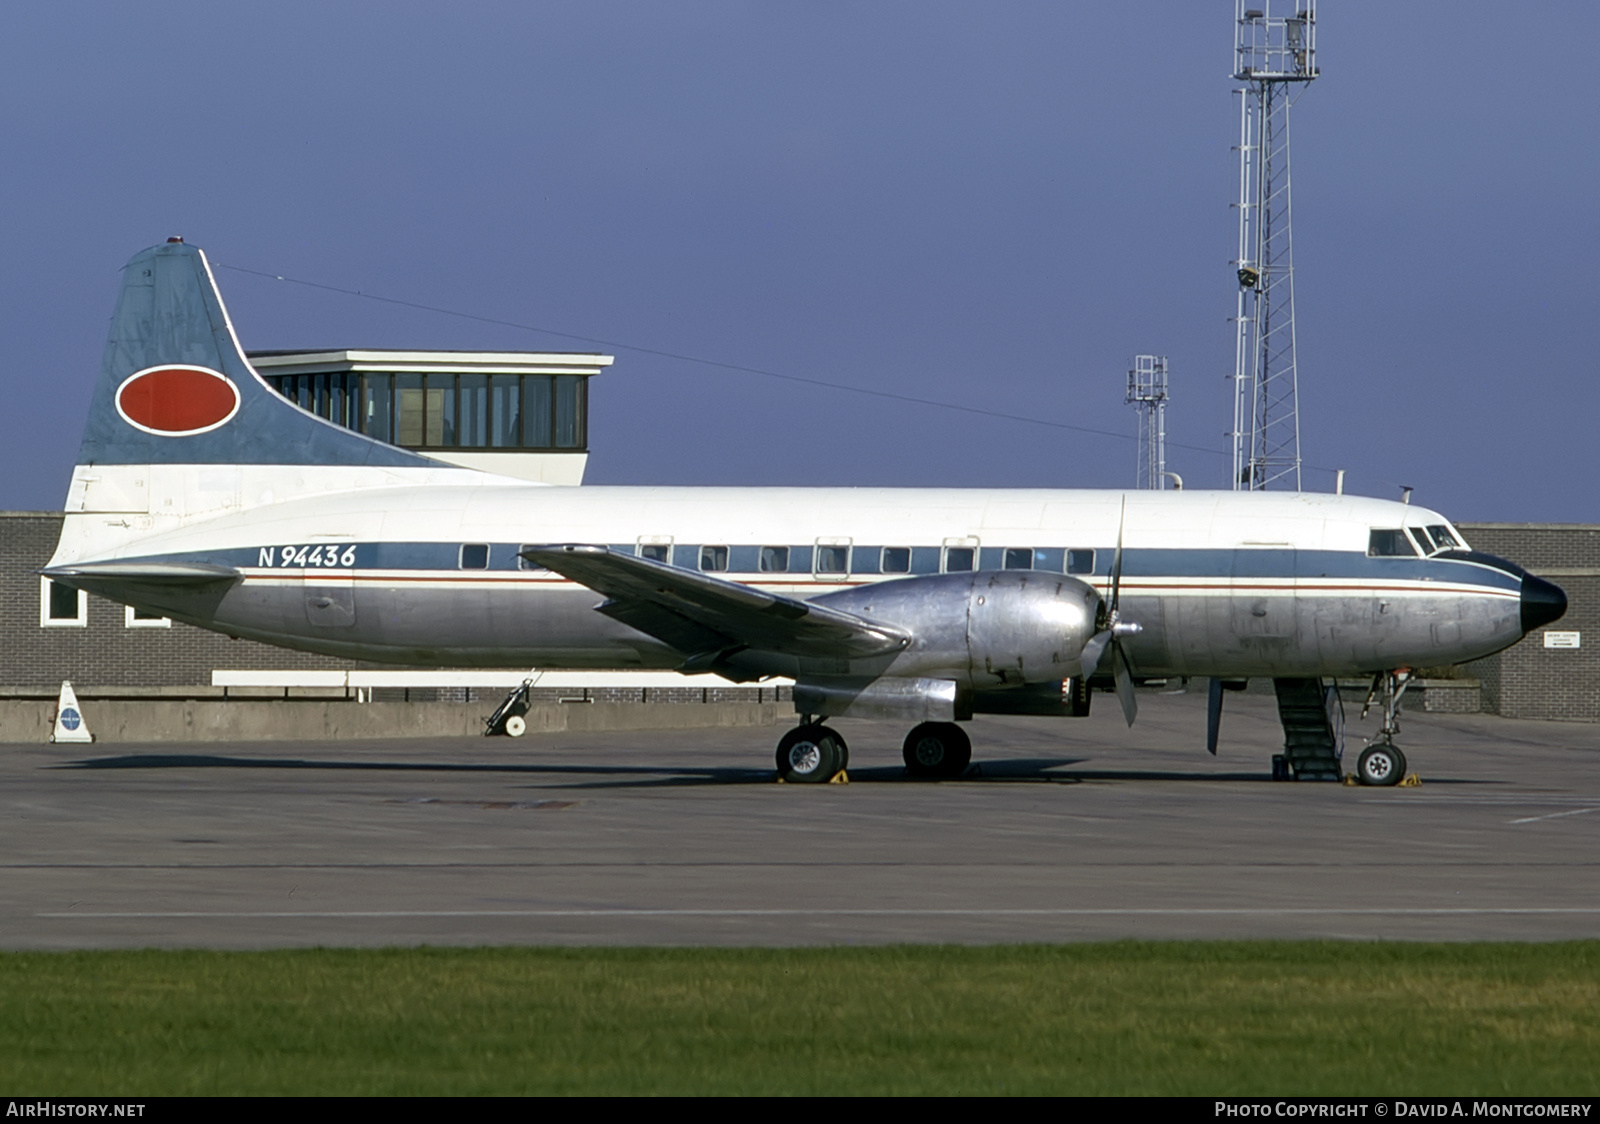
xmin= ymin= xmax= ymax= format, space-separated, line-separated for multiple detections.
xmin=1357 ymin=743 xmax=1407 ymax=787
xmin=902 ymin=722 xmax=973 ymax=778
xmin=776 ymin=725 xmax=847 ymax=783
xmin=504 ymin=716 xmax=527 ymax=738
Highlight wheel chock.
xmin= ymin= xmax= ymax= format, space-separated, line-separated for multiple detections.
xmin=1341 ymin=774 xmax=1358 ymax=786
xmin=1398 ymin=773 xmax=1422 ymax=787
xmin=775 ymin=771 xmax=850 ymax=785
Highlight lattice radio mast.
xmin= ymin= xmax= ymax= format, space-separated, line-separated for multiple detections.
xmin=1231 ymin=1 xmax=1317 ymax=490
xmin=1127 ymin=355 xmax=1170 ymax=490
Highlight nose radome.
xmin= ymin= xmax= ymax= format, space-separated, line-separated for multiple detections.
xmin=1521 ymin=573 xmax=1568 ymax=633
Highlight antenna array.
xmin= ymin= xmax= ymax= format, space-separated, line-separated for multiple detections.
xmin=1127 ymin=355 xmax=1170 ymax=490
xmin=1230 ymin=1 xmax=1317 ymax=490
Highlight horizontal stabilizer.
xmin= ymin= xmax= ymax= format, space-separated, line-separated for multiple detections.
xmin=43 ymin=561 xmax=240 ymax=586
xmin=522 ymin=545 xmax=910 ymax=661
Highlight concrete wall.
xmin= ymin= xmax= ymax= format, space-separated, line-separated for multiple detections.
xmin=0 ymin=692 xmax=782 ymax=744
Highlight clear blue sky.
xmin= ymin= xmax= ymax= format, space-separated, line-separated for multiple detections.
xmin=3 ymin=2 xmax=1595 ymax=521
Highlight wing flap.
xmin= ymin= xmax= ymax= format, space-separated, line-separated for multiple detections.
xmin=522 ymin=545 xmax=909 ymax=660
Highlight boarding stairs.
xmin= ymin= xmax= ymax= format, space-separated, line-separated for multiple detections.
xmin=1272 ymin=678 xmax=1344 ymax=781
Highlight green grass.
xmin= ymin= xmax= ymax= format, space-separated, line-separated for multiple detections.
xmin=2 ymin=943 xmax=1599 ymax=1095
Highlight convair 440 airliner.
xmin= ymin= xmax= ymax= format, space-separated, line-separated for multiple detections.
xmin=45 ymin=241 xmax=1567 ymax=785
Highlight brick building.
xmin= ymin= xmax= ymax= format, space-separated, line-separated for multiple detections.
xmin=4 ymin=510 xmax=358 ymax=688
xmin=1458 ymin=523 xmax=1599 ymax=721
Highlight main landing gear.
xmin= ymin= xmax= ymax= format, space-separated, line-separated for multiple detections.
xmin=773 ymin=718 xmax=974 ymax=783
xmin=775 ymin=723 xmax=849 ymax=783
xmin=1356 ymin=669 xmax=1414 ymax=787
xmin=901 ymin=721 xmax=972 ymax=779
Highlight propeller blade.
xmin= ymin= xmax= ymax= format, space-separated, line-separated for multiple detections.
xmin=1109 ymin=496 xmax=1126 ymax=614
xmin=1111 ymin=641 xmax=1137 ymax=727
xmin=1080 ymin=630 xmax=1112 ymax=681
xmin=1206 ymin=676 xmax=1224 ymax=755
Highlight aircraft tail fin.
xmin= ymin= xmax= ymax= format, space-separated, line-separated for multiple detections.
xmin=77 ymin=240 xmax=431 ymax=471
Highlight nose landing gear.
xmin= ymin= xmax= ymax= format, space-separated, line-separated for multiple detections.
xmin=1356 ymin=670 xmax=1414 ymax=787
xmin=1356 ymin=742 xmax=1407 ymax=786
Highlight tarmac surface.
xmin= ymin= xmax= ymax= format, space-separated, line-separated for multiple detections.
xmin=4 ymin=688 xmax=1599 ymax=949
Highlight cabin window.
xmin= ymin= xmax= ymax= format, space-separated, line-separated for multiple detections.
xmin=125 ymin=605 xmax=170 ymax=628
xmin=39 ymin=577 xmax=87 ymax=628
xmin=700 ymin=545 xmax=729 ymax=572
xmin=517 ymin=545 xmax=547 ymax=572
xmin=881 ymin=547 xmax=911 ymax=574
xmin=638 ymin=543 xmax=670 ymax=564
xmin=1003 ymin=548 xmax=1033 ymax=570
xmin=460 ymin=543 xmax=490 ymax=569
xmin=816 ymin=545 xmax=849 ymax=574
xmin=760 ymin=546 xmax=790 ymax=573
xmin=1368 ymin=529 xmax=1417 ymax=558
xmin=944 ymin=547 xmax=975 ymax=573
xmin=1067 ymin=549 xmax=1095 ymax=575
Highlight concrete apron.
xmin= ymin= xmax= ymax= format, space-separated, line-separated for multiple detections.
xmin=0 ymin=699 xmax=784 ymax=744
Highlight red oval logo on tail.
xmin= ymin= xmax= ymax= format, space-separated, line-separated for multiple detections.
xmin=115 ymin=366 xmax=241 ymax=436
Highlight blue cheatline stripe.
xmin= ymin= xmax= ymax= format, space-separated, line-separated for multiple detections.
xmin=111 ymin=542 xmax=1527 ymax=594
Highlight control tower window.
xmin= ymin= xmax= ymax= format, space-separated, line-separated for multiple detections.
xmin=490 ymin=375 xmax=521 ymax=447
xmin=361 ymin=375 xmax=392 ymax=443
xmin=269 ymin=372 xmax=588 ymax=452
xmin=554 ymin=376 xmax=584 ymax=448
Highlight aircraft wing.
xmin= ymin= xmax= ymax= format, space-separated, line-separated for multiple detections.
xmin=521 ymin=545 xmax=910 ymax=663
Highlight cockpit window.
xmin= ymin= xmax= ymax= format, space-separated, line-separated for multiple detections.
xmin=1368 ymin=529 xmax=1417 ymax=557
xmin=1426 ymin=525 xmax=1460 ymax=550
xmin=1407 ymin=527 xmax=1434 ymax=557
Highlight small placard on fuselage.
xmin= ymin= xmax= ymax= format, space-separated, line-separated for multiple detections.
xmin=1544 ymin=631 xmax=1581 ymax=649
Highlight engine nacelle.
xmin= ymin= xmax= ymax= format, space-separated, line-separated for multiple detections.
xmin=812 ymin=570 xmax=1101 ymax=688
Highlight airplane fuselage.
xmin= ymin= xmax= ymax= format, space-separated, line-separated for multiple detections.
xmin=52 ymin=480 xmax=1536 ymax=683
